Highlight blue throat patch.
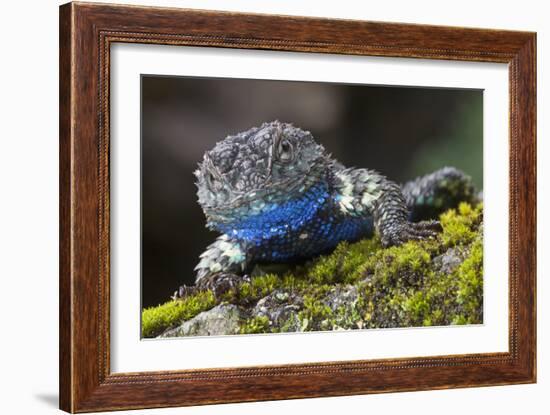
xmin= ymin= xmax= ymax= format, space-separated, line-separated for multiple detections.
xmin=216 ymin=182 xmax=373 ymax=263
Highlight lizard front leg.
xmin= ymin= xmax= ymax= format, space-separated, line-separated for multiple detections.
xmin=194 ymin=235 xmax=248 ymax=280
xmin=195 ymin=235 xmax=250 ymax=295
xmin=334 ymin=168 xmax=441 ymax=247
xmin=175 ymin=235 xmax=249 ymax=299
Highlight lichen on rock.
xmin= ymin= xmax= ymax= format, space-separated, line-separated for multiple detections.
xmin=142 ymin=202 xmax=484 ymax=338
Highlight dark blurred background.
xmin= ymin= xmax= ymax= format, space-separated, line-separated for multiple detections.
xmin=141 ymin=75 xmax=483 ymax=308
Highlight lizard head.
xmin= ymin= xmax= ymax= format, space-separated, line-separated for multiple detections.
xmin=195 ymin=120 xmax=330 ymax=226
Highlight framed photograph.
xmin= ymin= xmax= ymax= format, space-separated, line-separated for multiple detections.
xmin=59 ymin=2 xmax=536 ymax=412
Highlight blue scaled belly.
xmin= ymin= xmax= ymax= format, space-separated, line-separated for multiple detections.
xmin=216 ymin=182 xmax=374 ymax=263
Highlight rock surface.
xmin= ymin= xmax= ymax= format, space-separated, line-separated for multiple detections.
xmin=160 ymin=304 xmax=243 ymax=337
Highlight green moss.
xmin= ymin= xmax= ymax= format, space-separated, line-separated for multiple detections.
xmin=298 ymin=295 xmax=335 ymax=331
xmin=219 ymin=273 xmax=284 ymax=306
xmin=142 ymin=203 xmax=484 ymax=337
xmin=306 ymin=238 xmax=381 ymax=284
xmin=439 ymin=202 xmax=482 ymax=247
xmin=330 ymin=298 xmax=365 ymax=330
xmin=455 ymin=236 xmax=483 ymax=323
xmin=141 ymin=290 xmax=216 ymax=338
xmin=239 ymin=316 xmax=271 ymax=334
xmin=279 ymin=315 xmax=301 ymax=332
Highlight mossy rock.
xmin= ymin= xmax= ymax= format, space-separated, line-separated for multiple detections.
xmin=142 ymin=202 xmax=483 ymax=338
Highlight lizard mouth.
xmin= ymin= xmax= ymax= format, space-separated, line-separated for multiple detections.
xmin=202 ymin=162 xmax=326 ymax=225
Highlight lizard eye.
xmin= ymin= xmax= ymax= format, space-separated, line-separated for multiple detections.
xmin=276 ymin=138 xmax=293 ymax=163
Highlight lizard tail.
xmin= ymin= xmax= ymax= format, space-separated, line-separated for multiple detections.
xmin=401 ymin=166 xmax=481 ymax=222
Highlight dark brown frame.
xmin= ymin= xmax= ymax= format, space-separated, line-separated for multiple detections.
xmin=59 ymin=2 xmax=536 ymax=412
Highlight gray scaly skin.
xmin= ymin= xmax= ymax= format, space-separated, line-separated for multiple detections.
xmin=176 ymin=121 xmax=477 ymax=297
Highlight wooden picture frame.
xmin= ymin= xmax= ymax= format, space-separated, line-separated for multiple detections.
xmin=59 ymin=2 xmax=536 ymax=412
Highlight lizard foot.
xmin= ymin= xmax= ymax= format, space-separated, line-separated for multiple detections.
xmin=196 ymin=272 xmax=249 ymax=298
xmin=172 ymin=273 xmax=248 ymax=300
xmin=382 ymin=220 xmax=442 ymax=247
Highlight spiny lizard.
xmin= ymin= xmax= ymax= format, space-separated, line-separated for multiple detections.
xmin=181 ymin=121 xmax=477 ymax=296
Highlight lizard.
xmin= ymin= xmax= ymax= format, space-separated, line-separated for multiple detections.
xmin=179 ymin=120 xmax=478 ymax=297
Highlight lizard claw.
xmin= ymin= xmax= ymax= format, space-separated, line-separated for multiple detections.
xmin=196 ymin=272 xmax=248 ymax=298
xmin=382 ymin=220 xmax=442 ymax=247
xmin=410 ymin=220 xmax=443 ymax=236
xmin=172 ymin=284 xmax=199 ymax=300
xmin=173 ymin=273 xmax=248 ymax=300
